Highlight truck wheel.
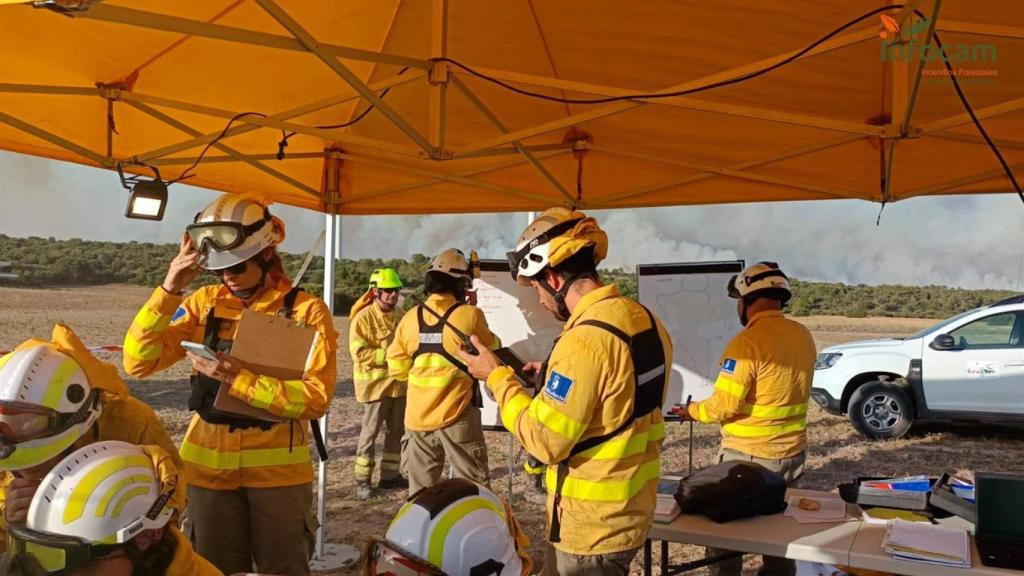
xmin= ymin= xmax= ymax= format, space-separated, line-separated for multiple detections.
xmin=849 ymin=381 xmax=913 ymax=439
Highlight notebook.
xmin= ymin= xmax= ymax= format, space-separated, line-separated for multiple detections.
xmin=882 ymin=519 xmax=970 ymax=568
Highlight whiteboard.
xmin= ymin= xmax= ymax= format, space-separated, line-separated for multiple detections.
xmin=473 ymin=260 xmax=563 ymax=430
xmin=637 ymin=261 xmax=744 ymax=407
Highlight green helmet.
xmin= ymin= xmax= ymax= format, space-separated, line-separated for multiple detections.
xmin=372 ymin=268 xmax=403 ymax=290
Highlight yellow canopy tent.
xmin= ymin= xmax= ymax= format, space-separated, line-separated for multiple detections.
xmin=0 ymin=0 xmax=1021 ymax=216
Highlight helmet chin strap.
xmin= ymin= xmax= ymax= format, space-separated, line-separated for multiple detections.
xmin=536 ymin=273 xmax=579 ymax=322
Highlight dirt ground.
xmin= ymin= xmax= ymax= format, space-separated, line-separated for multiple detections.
xmin=2 ymin=286 xmax=1022 ymax=575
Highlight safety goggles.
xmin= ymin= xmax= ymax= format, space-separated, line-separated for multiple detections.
xmin=7 ymin=523 xmax=126 ymax=576
xmin=365 ymin=538 xmax=445 ymax=576
xmin=0 ymin=396 xmax=97 ymax=459
xmin=185 ymin=207 xmax=272 ymax=253
xmin=505 ymin=218 xmax=582 ymax=282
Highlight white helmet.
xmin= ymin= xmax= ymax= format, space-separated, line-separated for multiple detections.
xmin=728 ymin=261 xmax=792 ymax=304
xmin=186 ymin=194 xmax=285 ymax=270
xmin=28 ymin=441 xmax=177 ymax=542
xmin=0 ymin=343 xmax=101 ymax=470
xmin=427 ymin=249 xmax=473 ymax=285
xmin=368 ymin=478 xmax=525 ymax=576
xmin=8 ymin=441 xmax=183 ymax=575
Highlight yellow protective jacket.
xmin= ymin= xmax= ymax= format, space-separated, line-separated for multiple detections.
xmin=123 ymin=279 xmax=338 ymax=490
xmin=386 ymin=293 xmax=499 ymax=432
xmin=167 ymin=526 xmax=223 ymax=575
xmin=485 ymin=285 xmax=673 ymax=555
xmin=349 ymin=299 xmax=402 ymax=403
xmin=686 ymin=309 xmax=816 ymax=460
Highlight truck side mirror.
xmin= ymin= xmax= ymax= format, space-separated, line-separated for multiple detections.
xmin=930 ymin=334 xmax=957 ymax=351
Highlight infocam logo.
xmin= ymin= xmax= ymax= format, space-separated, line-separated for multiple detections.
xmin=879 ymin=15 xmax=997 ymax=63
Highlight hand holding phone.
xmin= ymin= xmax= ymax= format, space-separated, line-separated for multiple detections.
xmin=181 ymin=341 xmax=218 ymax=362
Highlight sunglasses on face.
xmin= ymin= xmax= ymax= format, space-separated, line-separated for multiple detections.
xmin=212 ymin=260 xmax=250 ymax=276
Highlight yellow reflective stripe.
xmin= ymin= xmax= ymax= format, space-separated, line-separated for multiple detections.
xmin=389 ymin=501 xmax=416 ymax=530
xmin=380 ymin=460 xmax=400 ymax=471
xmin=111 ymin=486 xmax=151 ymax=519
xmin=698 ymin=403 xmax=710 ymax=423
xmin=576 ymin=421 xmax=666 ymax=460
xmin=381 ymin=453 xmax=401 ymax=463
xmin=41 ymin=357 xmax=80 ymax=411
xmin=96 ymin=474 xmax=151 ymax=518
xmin=64 ymin=455 xmax=151 ymax=524
xmin=349 ymin=337 xmax=369 ymax=353
xmin=546 ymin=458 xmax=661 ymax=502
xmin=388 ymin=357 xmax=412 ymax=377
xmin=133 ymin=307 xmax=170 ymax=332
xmin=428 ymin=498 xmax=505 ymax=568
xmin=180 ymin=441 xmax=311 ymax=469
xmin=722 ymin=419 xmax=808 ymax=438
xmin=414 ymin=354 xmax=456 ymax=369
xmin=715 ymin=378 xmax=747 ymax=398
xmin=501 ymin=393 xmax=532 ymax=433
xmin=355 ymin=456 xmax=372 ymax=466
xmin=740 ymin=403 xmax=809 ymax=419
xmin=251 ymin=376 xmax=277 ymax=410
xmin=354 ymin=368 xmax=388 ymax=381
xmin=527 ymin=400 xmax=585 ymax=442
xmin=374 ymin=348 xmax=386 ymax=365
xmin=281 ymin=378 xmax=306 ymax=419
xmin=123 ymin=334 xmax=162 ymax=362
xmin=409 ymin=374 xmax=453 ymax=388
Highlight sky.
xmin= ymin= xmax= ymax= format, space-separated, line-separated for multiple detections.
xmin=1 ymin=150 xmax=1022 ymax=291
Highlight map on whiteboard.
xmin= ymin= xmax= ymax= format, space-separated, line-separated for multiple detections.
xmin=474 ymin=261 xmax=563 ymax=430
xmin=638 ymin=262 xmax=744 ymax=406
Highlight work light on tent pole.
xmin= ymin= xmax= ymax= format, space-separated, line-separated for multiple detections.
xmin=119 ymin=163 xmax=168 ymax=221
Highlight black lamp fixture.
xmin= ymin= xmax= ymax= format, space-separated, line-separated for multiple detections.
xmin=119 ymin=163 xmax=168 ymax=221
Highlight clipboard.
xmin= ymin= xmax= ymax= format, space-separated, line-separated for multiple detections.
xmin=213 ymin=308 xmax=317 ymax=422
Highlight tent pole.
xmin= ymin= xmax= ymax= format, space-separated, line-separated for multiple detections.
xmin=316 ymin=212 xmax=336 ymax=560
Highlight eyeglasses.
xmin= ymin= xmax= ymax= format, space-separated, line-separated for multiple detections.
xmin=211 ymin=260 xmax=250 ymax=276
xmin=377 ymin=288 xmax=400 ymax=294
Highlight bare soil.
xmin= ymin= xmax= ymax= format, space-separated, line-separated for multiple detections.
xmin=2 ymin=286 xmax=1022 ymax=575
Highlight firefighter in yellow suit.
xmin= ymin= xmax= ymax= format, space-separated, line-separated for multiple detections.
xmin=350 ymin=267 xmax=408 ymax=500
xmin=459 ymin=208 xmax=673 ymax=576
xmin=386 ymin=249 xmax=500 ymax=496
xmin=0 ymin=324 xmax=182 ymax=552
xmin=123 ymin=194 xmax=337 ymax=576
xmin=676 ymin=262 xmax=816 ymax=576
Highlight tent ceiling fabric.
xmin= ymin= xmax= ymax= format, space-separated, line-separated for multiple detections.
xmin=0 ymin=0 xmax=1020 ymax=214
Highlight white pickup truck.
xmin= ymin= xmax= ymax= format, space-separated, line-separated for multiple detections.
xmin=811 ymin=296 xmax=1024 ymax=439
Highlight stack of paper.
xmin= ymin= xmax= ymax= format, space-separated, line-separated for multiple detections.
xmin=861 ymin=475 xmax=931 ymax=492
xmin=784 ymin=495 xmax=849 ymax=524
xmin=861 ymin=507 xmax=931 ymax=525
xmin=654 ymin=495 xmax=681 ymax=524
xmin=882 ymin=519 xmax=971 ymax=568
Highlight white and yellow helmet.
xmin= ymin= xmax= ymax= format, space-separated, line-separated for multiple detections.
xmin=186 ymin=194 xmax=286 ymax=270
xmin=369 ymin=478 xmax=527 ymax=576
xmin=0 ymin=343 xmax=100 ymax=470
xmin=728 ymin=261 xmax=792 ymax=304
xmin=25 ymin=441 xmax=179 ymax=544
xmin=428 ymin=249 xmax=473 ymax=283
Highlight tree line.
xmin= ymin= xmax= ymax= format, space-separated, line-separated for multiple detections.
xmin=1 ymin=234 xmax=1016 ymax=318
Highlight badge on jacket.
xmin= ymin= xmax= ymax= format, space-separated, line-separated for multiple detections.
xmin=171 ymin=307 xmax=187 ymax=324
xmin=721 ymin=358 xmax=737 ymax=375
xmin=544 ymin=371 xmax=574 ymax=403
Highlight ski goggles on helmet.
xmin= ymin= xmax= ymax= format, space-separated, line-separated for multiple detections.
xmin=365 ymin=538 xmax=445 ymax=576
xmin=0 ymin=396 xmax=97 ymax=459
xmin=505 ymin=217 xmax=582 ymax=283
xmin=7 ymin=524 xmax=127 ymax=576
xmin=185 ymin=207 xmax=272 ymax=253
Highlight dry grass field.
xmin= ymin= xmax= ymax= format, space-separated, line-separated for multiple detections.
xmin=2 ymin=286 xmax=1022 ymax=575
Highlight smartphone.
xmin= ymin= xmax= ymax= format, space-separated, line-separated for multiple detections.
xmin=181 ymin=341 xmax=218 ymax=361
